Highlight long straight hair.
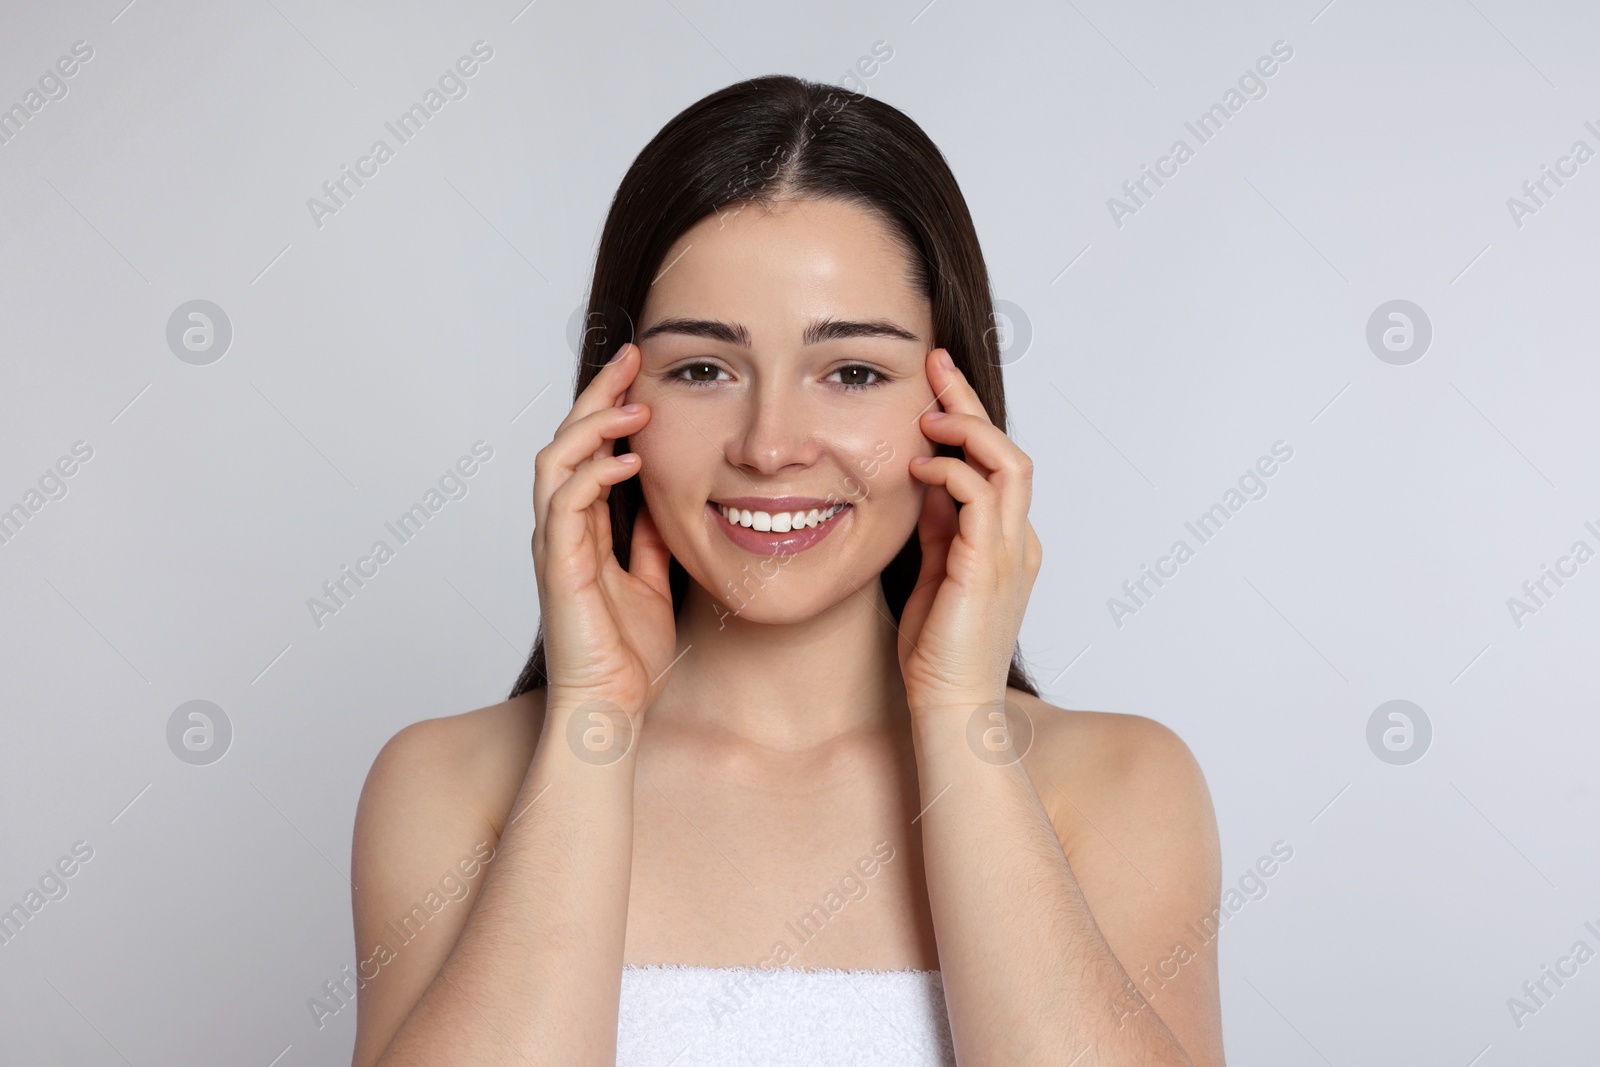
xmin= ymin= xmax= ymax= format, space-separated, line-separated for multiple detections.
xmin=508 ymin=74 xmax=1038 ymax=700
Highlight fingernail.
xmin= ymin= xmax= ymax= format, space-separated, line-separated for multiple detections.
xmin=926 ymin=411 xmax=947 ymax=420
xmin=939 ymin=351 xmax=955 ymax=370
xmin=622 ymin=402 xmax=642 ymax=413
xmin=607 ymin=344 xmax=629 ymax=365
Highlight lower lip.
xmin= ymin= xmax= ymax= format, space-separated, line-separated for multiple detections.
xmin=709 ymin=502 xmax=851 ymax=557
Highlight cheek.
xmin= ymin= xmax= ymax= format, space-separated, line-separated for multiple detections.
xmin=625 ymin=391 xmax=689 ymax=468
xmin=625 ymin=403 xmax=717 ymax=545
xmin=837 ymin=428 xmax=930 ymax=509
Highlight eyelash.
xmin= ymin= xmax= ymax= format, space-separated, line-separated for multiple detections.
xmin=666 ymin=362 xmax=890 ymax=392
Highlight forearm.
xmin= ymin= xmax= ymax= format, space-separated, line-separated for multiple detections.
xmin=910 ymin=697 xmax=1193 ymax=1067
xmin=378 ymin=702 xmax=636 ymax=1066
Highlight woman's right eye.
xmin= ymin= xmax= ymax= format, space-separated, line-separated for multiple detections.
xmin=669 ymin=362 xmax=729 ymax=387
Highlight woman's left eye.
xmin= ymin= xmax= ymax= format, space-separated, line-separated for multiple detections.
xmin=830 ymin=365 xmax=888 ymax=391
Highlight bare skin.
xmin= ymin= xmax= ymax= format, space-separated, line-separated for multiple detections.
xmin=349 ymin=197 xmax=1224 ymax=1066
xmin=351 ymin=690 xmax=1220 ymax=1064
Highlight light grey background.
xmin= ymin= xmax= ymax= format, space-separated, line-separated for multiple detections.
xmin=3 ymin=0 xmax=1597 ymax=1064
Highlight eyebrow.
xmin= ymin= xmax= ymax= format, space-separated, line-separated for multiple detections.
xmin=637 ymin=316 xmax=920 ymax=348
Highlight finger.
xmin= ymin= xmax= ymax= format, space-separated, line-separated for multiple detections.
xmin=924 ymin=348 xmax=992 ymax=423
xmin=918 ymin=411 xmax=1033 ymax=534
xmin=627 ymin=497 xmax=673 ymax=599
xmin=540 ymin=452 xmax=640 ymax=571
xmin=555 ymin=342 xmax=641 ymax=438
xmin=909 ymin=455 xmax=998 ymax=546
xmin=534 ymin=402 xmax=650 ymax=545
xmin=920 ymin=410 xmax=1005 ymax=477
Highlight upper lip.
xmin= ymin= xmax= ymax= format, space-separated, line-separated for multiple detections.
xmin=710 ymin=496 xmax=850 ymax=512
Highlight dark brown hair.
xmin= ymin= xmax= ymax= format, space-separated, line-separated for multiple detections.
xmin=508 ymin=74 xmax=1038 ymax=700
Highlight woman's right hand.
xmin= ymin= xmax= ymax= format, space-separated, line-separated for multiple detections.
xmin=532 ymin=342 xmax=676 ymax=721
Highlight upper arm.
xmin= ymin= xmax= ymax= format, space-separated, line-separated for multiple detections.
xmin=348 ymin=716 xmax=502 ymax=1067
xmin=1046 ymin=713 xmax=1225 ymax=1067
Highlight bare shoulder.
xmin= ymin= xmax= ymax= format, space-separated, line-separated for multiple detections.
xmin=347 ymin=690 xmax=548 ymax=1067
xmin=1011 ymin=689 xmax=1225 ymax=1067
xmin=1011 ymin=688 xmax=1215 ymax=854
xmin=358 ymin=689 xmax=547 ymax=839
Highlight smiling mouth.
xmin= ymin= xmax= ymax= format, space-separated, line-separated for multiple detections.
xmin=712 ymin=501 xmax=852 ymax=533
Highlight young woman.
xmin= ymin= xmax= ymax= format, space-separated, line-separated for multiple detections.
xmin=349 ymin=75 xmax=1224 ymax=1066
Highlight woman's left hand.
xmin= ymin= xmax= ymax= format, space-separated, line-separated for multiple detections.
xmin=898 ymin=348 xmax=1043 ymax=713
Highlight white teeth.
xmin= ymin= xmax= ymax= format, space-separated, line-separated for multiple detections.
xmin=717 ymin=503 xmax=847 ymax=531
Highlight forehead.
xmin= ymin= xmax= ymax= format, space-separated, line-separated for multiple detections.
xmin=640 ymin=197 xmax=929 ymax=335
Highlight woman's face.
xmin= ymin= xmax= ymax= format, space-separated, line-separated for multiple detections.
xmin=624 ymin=196 xmax=940 ymax=624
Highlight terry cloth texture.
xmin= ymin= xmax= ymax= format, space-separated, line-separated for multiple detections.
xmin=617 ymin=963 xmax=957 ymax=1066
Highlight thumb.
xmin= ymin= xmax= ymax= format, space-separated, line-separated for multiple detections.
xmin=913 ymin=484 xmax=958 ymax=592
xmin=902 ymin=484 xmax=956 ymax=635
xmin=627 ymin=497 xmax=673 ymax=598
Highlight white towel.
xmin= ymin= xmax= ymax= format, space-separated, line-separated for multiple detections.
xmin=616 ymin=963 xmax=957 ymax=1066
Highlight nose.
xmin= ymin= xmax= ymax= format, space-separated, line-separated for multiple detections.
xmin=725 ymin=375 xmax=822 ymax=476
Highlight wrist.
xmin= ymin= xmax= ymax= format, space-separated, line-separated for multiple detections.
xmin=906 ymin=688 xmax=1010 ymax=720
xmin=538 ymin=695 xmax=641 ymax=769
xmin=907 ymin=691 xmax=1036 ymax=768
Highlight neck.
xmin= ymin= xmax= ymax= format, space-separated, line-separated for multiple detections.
xmin=650 ymin=577 xmax=910 ymax=751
